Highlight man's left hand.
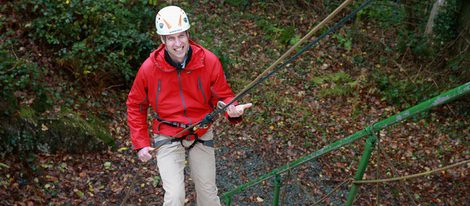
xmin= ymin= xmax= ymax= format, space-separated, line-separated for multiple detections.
xmin=227 ymin=103 xmax=253 ymax=118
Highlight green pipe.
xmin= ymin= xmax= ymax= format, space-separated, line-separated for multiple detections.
xmin=345 ymin=136 xmax=377 ymax=205
xmin=222 ymin=129 xmax=370 ymax=198
xmin=224 ymin=194 xmax=232 ymax=206
xmin=221 ymin=82 xmax=470 ymax=200
xmin=373 ymin=82 xmax=470 ymax=130
xmin=272 ymin=174 xmax=282 ymax=206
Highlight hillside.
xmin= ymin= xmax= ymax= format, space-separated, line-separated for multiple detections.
xmin=1 ymin=0 xmax=469 ymax=205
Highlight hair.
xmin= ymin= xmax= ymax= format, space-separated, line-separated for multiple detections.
xmin=160 ymin=31 xmax=190 ymax=44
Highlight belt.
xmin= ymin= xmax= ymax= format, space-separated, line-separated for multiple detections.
xmin=153 ymin=135 xmax=214 ymax=150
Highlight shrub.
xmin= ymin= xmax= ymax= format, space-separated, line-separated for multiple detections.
xmin=310 ymin=71 xmax=357 ymax=97
xmin=371 ymin=69 xmax=437 ymax=108
xmin=17 ymin=0 xmax=156 ymax=85
xmin=433 ymin=0 xmax=460 ymax=46
xmin=0 ymin=48 xmax=51 ymax=116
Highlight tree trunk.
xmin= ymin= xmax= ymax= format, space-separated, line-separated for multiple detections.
xmin=456 ymin=0 xmax=470 ymax=54
xmin=402 ymin=0 xmax=417 ymax=30
xmin=425 ymin=0 xmax=446 ymax=35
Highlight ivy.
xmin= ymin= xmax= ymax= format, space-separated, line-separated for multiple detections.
xmin=19 ymin=0 xmax=156 ymax=84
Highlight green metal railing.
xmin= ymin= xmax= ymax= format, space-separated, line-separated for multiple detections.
xmin=222 ymin=82 xmax=470 ymax=205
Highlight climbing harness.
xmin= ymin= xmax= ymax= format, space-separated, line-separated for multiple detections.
xmin=152 ymin=132 xmax=214 ymax=150
xmin=153 ymin=116 xmax=214 ymax=150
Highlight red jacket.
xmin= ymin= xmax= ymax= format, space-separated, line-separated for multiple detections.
xmin=127 ymin=41 xmax=237 ymax=150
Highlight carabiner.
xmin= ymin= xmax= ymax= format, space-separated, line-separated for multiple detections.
xmin=217 ymin=101 xmax=227 ymax=110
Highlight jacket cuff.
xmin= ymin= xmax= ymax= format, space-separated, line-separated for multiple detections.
xmin=133 ymin=144 xmax=150 ymax=151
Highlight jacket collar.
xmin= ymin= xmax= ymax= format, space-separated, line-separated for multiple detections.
xmin=152 ymin=40 xmax=205 ymax=72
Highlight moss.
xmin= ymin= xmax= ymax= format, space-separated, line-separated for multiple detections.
xmin=41 ymin=110 xmax=115 ymax=153
xmin=60 ymin=112 xmax=115 ymax=148
xmin=31 ymin=91 xmax=52 ymax=113
xmin=18 ymin=106 xmax=37 ymax=126
xmin=310 ymin=72 xmax=357 ymax=98
xmin=1 ymin=106 xmax=115 ymax=156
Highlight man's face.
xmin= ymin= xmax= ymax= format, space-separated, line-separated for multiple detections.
xmin=161 ymin=31 xmax=190 ymax=63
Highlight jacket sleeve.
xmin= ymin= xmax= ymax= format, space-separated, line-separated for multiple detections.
xmin=126 ymin=66 xmax=150 ymax=150
xmin=209 ymin=57 xmax=242 ymax=124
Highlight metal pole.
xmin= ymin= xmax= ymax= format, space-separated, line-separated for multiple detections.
xmin=221 ymin=82 xmax=469 ymax=203
xmin=224 ymin=194 xmax=232 ymax=206
xmin=345 ymin=136 xmax=377 ymax=205
xmin=272 ymin=174 xmax=282 ymax=206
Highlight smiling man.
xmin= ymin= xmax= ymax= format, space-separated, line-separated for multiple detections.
xmin=126 ymin=5 xmax=252 ymax=206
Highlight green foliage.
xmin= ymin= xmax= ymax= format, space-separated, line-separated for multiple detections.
xmin=360 ymin=0 xmax=405 ymax=27
xmin=360 ymin=0 xmax=462 ymax=59
xmin=397 ymin=30 xmax=434 ymax=57
xmin=371 ymin=69 xmax=437 ymax=107
xmin=361 ymin=0 xmax=442 ymax=58
xmin=148 ymin=0 xmax=158 ymax=6
xmin=18 ymin=0 xmax=156 ymax=84
xmin=433 ymin=0 xmax=460 ymax=46
xmin=225 ymin=0 xmax=250 ymax=7
xmin=352 ymin=54 xmax=365 ymax=66
xmin=255 ymin=18 xmax=278 ymax=41
xmin=333 ymin=33 xmax=352 ymax=51
xmin=211 ymin=47 xmax=231 ymax=75
xmin=0 ymin=48 xmax=52 ymax=116
xmin=278 ymin=26 xmax=297 ymax=46
xmin=310 ymin=71 xmax=357 ymax=97
xmin=255 ymin=18 xmax=297 ymax=46
xmin=0 ymin=47 xmax=113 ymax=157
xmin=323 ymin=0 xmax=346 ymax=12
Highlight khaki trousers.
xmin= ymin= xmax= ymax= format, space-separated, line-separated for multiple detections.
xmin=155 ymin=129 xmax=221 ymax=206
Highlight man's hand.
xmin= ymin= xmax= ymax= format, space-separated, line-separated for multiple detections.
xmin=137 ymin=147 xmax=155 ymax=162
xmin=227 ymin=103 xmax=253 ymax=118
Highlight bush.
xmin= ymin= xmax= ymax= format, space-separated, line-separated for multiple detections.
xmin=17 ymin=0 xmax=156 ymax=85
xmin=433 ymin=0 xmax=460 ymax=46
xmin=371 ymin=69 xmax=437 ymax=108
xmin=0 ymin=48 xmax=52 ymax=116
xmin=310 ymin=71 xmax=357 ymax=98
xmin=0 ymin=47 xmax=114 ymax=158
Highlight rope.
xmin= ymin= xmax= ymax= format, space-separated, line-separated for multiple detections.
xmin=229 ymin=0 xmax=354 ymax=103
xmin=375 ymin=132 xmax=381 ymax=205
xmin=280 ymin=162 xmax=292 ymax=206
xmin=120 ymin=172 xmax=138 ymax=205
xmin=309 ymin=159 xmax=468 ymax=205
xmin=173 ymin=0 xmax=374 ymax=138
xmin=120 ymin=161 xmax=153 ymax=206
xmin=353 ymin=159 xmax=469 ymax=184
xmin=379 ymin=146 xmax=418 ymax=205
xmin=312 ymin=179 xmax=352 ymax=205
xmin=122 ymin=0 xmax=374 ymax=203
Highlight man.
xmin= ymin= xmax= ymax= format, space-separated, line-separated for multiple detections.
xmin=126 ymin=5 xmax=252 ymax=206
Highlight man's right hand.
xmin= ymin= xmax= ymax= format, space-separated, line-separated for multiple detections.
xmin=137 ymin=147 xmax=155 ymax=162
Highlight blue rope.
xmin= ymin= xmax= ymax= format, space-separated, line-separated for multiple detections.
xmin=200 ymin=0 xmax=374 ymax=127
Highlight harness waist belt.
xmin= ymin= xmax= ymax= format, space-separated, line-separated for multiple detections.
xmin=153 ymin=138 xmax=214 ymax=149
xmin=155 ymin=116 xmax=191 ymax=129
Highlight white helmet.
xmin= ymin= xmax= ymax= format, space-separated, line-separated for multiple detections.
xmin=155 ymin=6 xmax=190 ymax=35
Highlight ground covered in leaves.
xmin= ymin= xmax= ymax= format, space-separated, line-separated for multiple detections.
xmin=1 ymin=1 xmax=469 ymax=205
